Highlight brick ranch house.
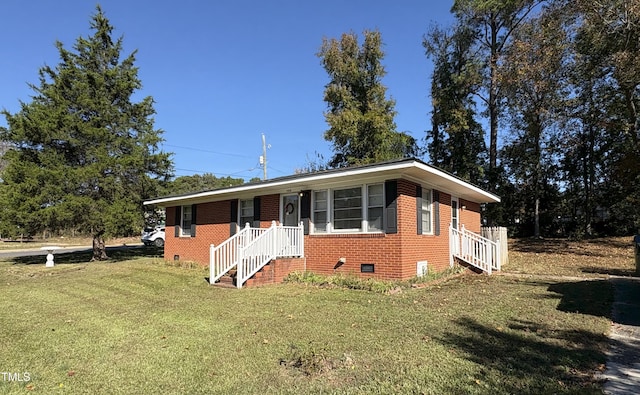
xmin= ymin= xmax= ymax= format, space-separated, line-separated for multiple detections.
xmin=144 ymin=158 xmax=501 ymax=288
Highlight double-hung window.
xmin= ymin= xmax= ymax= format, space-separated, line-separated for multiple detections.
xmin=420 ymin=188 xmax=433 ymax=234
xmin=239 ymin=199 xmax=253 ymax=227
xmin=367 ymin=184 xmax=384 ymax=232
xmin=313 ymin=190 xmax=328 ymax=233
xmin=181 ymin=205 xmax=192 ymax=237
xmin=333 ymin=187 xmax=363 ymax=231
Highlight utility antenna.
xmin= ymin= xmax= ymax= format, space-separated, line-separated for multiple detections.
xmin=259 ymin=133 xmax=271 ymax=180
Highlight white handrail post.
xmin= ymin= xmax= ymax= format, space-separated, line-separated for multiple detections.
xmin=236 ymin=246 xmax=244 ymax=289
xmin=244 ymin=222 xmax=251 ymax=244
xmin=271 ymin=220 xmax=277 ymax=256
xmin=449 ymin=224 xmax=454 ymax=268
xmin=486 ymin=241 xmax=492 ymax=274
xmin=299 ymin=221 xmax=304 ymax=257
xmin=496 ymin=239 xmax=501 ymax=271
xmin=209 ymin=244 xmax=215 ymax=284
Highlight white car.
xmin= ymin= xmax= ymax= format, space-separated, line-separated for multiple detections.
xmin=141 ymin=225 xmax=165 ymax=247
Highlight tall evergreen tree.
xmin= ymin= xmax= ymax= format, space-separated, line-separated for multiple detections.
xmin=499 ymin=9 xmax=569 ymax=237
xmin=424 ymin=24 xmax=486 ymax=182
xmin=0 ymin=141 xmax=9 ymax=177
xmin=560 ymin=27 xmax=610 ymax=236
xmin=451 ymin=0 xmax=544 ymax=177
xmin=0 ymin=6 xmax=172 ymax=259
xmin=573 ymin=0 xmax=640 ymax=233
xmin=318 ymin=30 xmax=417 ymax=168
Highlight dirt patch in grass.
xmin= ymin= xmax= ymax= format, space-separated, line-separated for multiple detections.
xmin=505 ymin=236 xmax=636 ymax=277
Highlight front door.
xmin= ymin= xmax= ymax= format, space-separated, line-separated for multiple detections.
xmin=282 ymin=194 xmax=299 ymax=227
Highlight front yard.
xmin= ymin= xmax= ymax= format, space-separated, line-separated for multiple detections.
xmin=0 ymin=237 xmax=634 ymax=394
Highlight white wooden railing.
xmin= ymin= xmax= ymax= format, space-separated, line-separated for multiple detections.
xmin=209 ymin=221 xmax=304 ymax=288
xmin=209 ymin=224 xmax=267 ymax=284
xmin=236 ymin=221 xmax=304 ymax=288
xmin=450 ymin=224 xmax=501 ymax=274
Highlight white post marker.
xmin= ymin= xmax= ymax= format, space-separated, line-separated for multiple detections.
xmin=40 ymin=246 xmax=62 ymax=267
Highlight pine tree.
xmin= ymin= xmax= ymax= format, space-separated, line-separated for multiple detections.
xmin=0 ymin=6 xmax=172 ymax=259
xmin=318 ymin=30 xmax=417 ymax=168
xmin=499 ymin=10 xmax=569 ymax=237
xmin=451 ymin=0 xmax=544 ymax=176
xmin=424 ymin=24 xmax=486 ymax=183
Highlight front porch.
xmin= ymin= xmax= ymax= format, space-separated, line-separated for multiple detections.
xmin=208 ymin=220 xmax=504 ymax=289
xmin=209 ymin=221 xmax=304 ymax=288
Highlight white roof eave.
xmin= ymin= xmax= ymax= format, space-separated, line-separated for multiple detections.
xmin=144 ymin=160 xmax=500 ymax=207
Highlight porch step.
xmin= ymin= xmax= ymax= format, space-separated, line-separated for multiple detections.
xmin=212 ymin=272 xmax=236 ymax=288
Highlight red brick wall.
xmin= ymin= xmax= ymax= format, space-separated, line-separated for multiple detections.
xmin=460 ymin=199 xmax=481 ymax=233
xmin=164 ymin=200 xmax=232 ymax=264
xmin=163 ymin=179 xmax=483 ymax=281
xmin=259 ymin=194 xmax=280 ymax=228
xmin=305 ymin=233 xmax=403 ymax=279
xmin=397 ymin=181 xmax=451 ymax=275
xmin=244 ymin=257 xmax=305 ymax=287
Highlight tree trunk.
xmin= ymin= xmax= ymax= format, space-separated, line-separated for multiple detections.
xmin=488 ymin=18 xmax=499 ymax=174
xmin=91 ymin=232 xmax=109 ymax=261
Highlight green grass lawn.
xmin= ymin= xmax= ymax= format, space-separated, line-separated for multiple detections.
xmin=0 ymin=253 xmax=612 ymax=394
xmin=505 ymin=236 xmax=636 ymax=278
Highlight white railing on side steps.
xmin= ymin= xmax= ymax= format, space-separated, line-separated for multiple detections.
xmin=209 ymin=221 xmax=304 ymax=288
xmin=450 ymin=224 xmax=501 ymax=274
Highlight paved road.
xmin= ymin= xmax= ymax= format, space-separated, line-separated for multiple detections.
xmin=600 ymin=276 xmax=640 ymax=395
xmin=0 ymin=244 xmax=145 ymax=259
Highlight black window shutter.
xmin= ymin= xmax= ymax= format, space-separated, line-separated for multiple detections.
xmin=384 ymin=180 xmax=398 ymax=234
xmin=190 ymin=204 xmax=197 ymax=237
xmin=230 ymin=200 xmax=239 ymax=236
xmin=253 ymin=197 xmax=261 ymax=227
xmin=174 ymin=206 xmax=181 ymax=237
xmin=434 ymin=191 xmax=440 ymax=236
xmin=416 ymin=185 xmax=423 ymax=235
xmin=300 ymin=190 xmax=311 ymax=235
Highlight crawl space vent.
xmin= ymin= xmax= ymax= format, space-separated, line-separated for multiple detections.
xmin=361 ymin=263 xmax=375 ymax=273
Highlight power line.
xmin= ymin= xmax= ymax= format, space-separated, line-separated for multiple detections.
xmin=174 ymin=166 xmax=260 ymax=178
xmin=163 ymin=143 xmax=254 ymax=159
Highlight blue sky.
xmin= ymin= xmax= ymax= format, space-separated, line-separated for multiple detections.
xmin=1 ymin=1 xmax=455 ymax=181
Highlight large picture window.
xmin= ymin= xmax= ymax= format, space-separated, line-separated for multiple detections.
xmin=333 ymin=187 xmax=363 ymax=231
xmin=311 ymin=183 xmax=385 ymax=234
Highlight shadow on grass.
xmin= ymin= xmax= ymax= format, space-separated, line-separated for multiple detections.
xmin=435 ymin=279 xmax=614 ymax=393
xmin=581 ymin=267 xmax=637 ymax=277
xmin=437 ymin=317 xmax=608 ymax=393
xmin=11 ymin=245 xmax=164 ymax=265
xmin=547 ymin=280 xmax=614 ymax=319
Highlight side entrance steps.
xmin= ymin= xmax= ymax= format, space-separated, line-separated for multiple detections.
xmin=450 ymin=225 xmax=502 ymax=274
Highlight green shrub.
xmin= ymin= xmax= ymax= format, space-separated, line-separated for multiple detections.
xmin=285 ymin=266 xmax=466 ymax=293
